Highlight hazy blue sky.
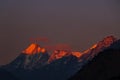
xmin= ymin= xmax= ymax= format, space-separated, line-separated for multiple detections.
xmin=0 ymin=0 xmax=120 ymax=65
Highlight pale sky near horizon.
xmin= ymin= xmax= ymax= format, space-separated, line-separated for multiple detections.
xmin=0 ymin=0 xmax=120 ymax=65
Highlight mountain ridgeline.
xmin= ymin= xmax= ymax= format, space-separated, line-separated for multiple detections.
xmin=69 ymin=39 xmax=120 ymax=80
xmin=0 ymin=35 xmax=119 ymax=80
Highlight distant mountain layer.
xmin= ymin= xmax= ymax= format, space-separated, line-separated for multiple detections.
xmin=69 ymin=40 xmax=120 ymax=80
xmin=7 ymin=35 xmax=117 ymax=70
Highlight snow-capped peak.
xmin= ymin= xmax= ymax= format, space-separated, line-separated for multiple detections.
xmin=97 ymin=35 xmax=117 ymax=48
xmin=81 ymin=35 xmax=117 ymax=61
xmin=8 ymin=43 xmax=49 ymax=69
xmin=83 ymin=35 xmax=117 ymax=53
xmin=48 ymin=50 xmax=69 ymax=63
xmin=48 ymin=50 xmax=82 ymax=63
xmin=22 ymin=43 xmax=46 ymax=55
xmin=71 ymin=52 xmax=82 ymax=58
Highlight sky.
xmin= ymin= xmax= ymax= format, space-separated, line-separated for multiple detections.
xmin=0 ymin=0 xmax=120 ymax=65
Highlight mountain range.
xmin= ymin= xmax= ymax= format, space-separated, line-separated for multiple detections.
xmin=0 ymin=35 xmax=119 ymax=80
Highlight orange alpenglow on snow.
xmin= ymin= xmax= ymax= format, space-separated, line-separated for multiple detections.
xmin=55 ymin=50 xmax=68 ymax=59
xmin=48 ymin=50 xmax=69 ymax=63
xmin=41 ymin=48 xmax=46 ymax=53
xmin=48 ymin=50 xmax=82 ymax=63
xmin=83 ymin=44 xmax=98 ymax=54
xmin=90 ymin=44 xmax=97 ymax=49
xmin=101 ymin=35 xmax=117 ymax=47
xmin=71 ymin=52 xmax=82 ymax=58
xmin=22 ymin=43 xmax=46 ymax=55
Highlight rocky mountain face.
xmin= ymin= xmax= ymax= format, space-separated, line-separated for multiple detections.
xmin=6 ymin=43 xmax=49 ymax=69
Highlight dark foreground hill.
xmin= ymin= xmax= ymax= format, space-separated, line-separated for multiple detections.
xmin=0 ymin=68 xmax=19 ymax=80
xmin=69 ymin=40 xmax=120 ymax=80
